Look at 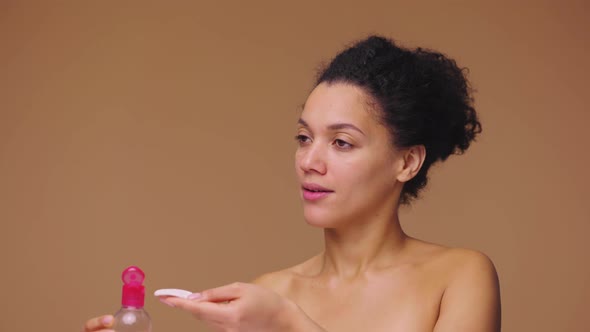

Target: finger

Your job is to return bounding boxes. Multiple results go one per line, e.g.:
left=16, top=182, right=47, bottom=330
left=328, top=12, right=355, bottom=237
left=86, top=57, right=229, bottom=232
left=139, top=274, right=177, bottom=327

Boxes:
left=166, top=297, right=233, bottom=321
left=199, top=282, right=248, bottom=303
left=158, top=296, right=177, bottom=308
left=83, top=315, right=114, bottom=331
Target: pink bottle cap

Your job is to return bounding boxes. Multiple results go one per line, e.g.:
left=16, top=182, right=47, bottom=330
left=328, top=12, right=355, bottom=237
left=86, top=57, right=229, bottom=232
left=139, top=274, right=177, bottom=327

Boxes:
left=121, top=266, right=146, bottom=308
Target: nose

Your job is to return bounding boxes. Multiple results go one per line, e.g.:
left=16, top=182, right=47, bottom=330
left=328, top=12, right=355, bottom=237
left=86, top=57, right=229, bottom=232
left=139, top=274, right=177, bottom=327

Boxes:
left=297, top=142, right=327, bottom=175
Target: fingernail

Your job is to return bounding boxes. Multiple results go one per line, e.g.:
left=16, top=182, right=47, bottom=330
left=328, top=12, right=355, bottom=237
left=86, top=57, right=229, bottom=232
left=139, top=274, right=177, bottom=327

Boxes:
left=159, top=298, right=175, bottom=307
left=102, top=316, right=113, bottom=325
left=188, top=292, right=202, bottom=300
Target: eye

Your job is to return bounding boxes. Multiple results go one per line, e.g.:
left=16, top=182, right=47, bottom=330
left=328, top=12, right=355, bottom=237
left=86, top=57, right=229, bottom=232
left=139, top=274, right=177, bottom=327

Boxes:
left=333, top=139, right=353, bottom=150
left=295, top=134, right=311, bottom=145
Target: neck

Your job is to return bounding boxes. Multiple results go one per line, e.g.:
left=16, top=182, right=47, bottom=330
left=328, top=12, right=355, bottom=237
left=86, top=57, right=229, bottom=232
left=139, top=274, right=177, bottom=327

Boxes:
left=319, top=207, right=408, bottom=279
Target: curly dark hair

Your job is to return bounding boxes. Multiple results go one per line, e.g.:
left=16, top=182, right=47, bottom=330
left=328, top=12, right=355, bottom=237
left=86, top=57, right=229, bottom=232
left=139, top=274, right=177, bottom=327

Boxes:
left=316, top=35, right=482, bottom=204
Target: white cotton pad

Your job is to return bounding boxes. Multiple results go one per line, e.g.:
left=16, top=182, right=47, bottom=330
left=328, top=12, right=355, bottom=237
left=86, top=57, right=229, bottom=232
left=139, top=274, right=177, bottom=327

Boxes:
left=154, top=288, right=193, bottom=299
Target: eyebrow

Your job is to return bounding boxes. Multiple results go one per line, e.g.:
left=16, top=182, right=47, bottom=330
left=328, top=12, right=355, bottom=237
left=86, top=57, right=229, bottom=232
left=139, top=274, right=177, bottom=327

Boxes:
left=297, top=118, right=366, bottom=137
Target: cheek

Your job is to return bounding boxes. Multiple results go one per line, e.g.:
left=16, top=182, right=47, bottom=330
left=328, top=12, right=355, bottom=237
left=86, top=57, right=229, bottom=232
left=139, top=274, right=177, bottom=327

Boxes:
left=341, top=156, right=395, bottom=193
left=340, top=157, right=377, bottom=180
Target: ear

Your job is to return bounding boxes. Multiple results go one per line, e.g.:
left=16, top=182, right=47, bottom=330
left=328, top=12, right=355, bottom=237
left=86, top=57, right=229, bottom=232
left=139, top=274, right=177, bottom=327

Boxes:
left=396, top=145, right=426, bottom=183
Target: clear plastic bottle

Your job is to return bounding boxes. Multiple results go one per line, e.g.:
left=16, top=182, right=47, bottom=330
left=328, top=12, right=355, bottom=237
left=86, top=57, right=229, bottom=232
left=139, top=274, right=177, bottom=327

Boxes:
left=113, top=266, right=152, bottom=332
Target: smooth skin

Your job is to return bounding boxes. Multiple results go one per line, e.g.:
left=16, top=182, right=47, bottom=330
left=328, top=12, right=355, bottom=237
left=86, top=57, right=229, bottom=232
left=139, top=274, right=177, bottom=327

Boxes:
left=84, top=83, right=500, bottom=332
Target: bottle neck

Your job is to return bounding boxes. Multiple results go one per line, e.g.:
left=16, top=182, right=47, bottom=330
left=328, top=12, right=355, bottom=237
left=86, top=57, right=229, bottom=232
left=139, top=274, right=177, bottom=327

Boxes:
left=121, top=305, right=145, bottom=310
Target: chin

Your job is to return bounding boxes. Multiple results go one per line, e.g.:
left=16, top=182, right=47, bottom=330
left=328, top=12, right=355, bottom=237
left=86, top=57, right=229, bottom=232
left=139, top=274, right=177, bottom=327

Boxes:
left=302, top=207, right=344, bottom=229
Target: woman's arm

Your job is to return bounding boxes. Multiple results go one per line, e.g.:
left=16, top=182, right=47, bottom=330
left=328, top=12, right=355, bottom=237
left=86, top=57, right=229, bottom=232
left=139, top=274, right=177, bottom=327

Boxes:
left=433, top=251, right=501, bottom=332
left=161, top=282, right=328, bottom=332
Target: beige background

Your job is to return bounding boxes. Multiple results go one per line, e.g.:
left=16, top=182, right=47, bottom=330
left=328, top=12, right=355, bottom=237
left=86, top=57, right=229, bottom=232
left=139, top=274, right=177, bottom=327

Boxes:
left=1, top=1, right=588, bottom=331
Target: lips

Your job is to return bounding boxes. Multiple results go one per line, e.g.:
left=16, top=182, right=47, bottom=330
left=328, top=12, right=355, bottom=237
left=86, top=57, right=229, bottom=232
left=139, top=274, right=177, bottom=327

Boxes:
left=301, top=183, right=333, bottom=201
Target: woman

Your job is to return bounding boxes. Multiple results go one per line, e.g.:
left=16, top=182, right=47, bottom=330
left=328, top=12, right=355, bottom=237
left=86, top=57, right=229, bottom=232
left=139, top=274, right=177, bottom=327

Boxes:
left=84, top=35, right=501, bottom=332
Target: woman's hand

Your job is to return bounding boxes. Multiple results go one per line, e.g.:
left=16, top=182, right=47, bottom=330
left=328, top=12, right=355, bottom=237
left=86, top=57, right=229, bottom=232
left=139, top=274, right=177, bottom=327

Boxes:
left=82, top=315, right=114, bottom=332
left=159, top=282, right=323, bottom=332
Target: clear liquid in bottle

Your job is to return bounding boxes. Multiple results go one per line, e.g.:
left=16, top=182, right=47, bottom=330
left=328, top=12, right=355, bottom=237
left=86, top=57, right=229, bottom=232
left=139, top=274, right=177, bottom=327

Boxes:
left=113, top=266, right=152, bottom=332
left=114, top=307, right=152, bottom=332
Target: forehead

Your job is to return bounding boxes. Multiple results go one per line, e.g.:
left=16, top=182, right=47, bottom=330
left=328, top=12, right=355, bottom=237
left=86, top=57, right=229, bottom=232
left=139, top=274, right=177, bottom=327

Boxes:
left=301, top=82, right=381, bottom=128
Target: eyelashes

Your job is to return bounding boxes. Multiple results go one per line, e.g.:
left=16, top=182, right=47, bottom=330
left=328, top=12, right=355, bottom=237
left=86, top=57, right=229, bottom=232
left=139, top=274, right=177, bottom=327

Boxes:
left=294, top=134, right=353, bottom=150
left=294, top=134, right=310, bottom=144
left=333, top=139, right=353, bottom=149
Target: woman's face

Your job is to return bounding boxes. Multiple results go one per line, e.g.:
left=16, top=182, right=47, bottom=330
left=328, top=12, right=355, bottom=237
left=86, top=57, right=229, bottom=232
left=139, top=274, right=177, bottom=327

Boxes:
left=295, top=82, right=405, bottom=228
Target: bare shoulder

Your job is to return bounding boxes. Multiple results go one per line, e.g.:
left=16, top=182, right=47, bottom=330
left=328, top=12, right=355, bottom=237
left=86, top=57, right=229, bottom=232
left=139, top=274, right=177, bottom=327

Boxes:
left=407, top=238, right=497, bottom=279
left=440, top=247, right=501, bottom=299
left=422, top=245, right=500, bottom=299
left=435, top=247, right=499, bottom=278
left=428, top=246, right=501, bottom=332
